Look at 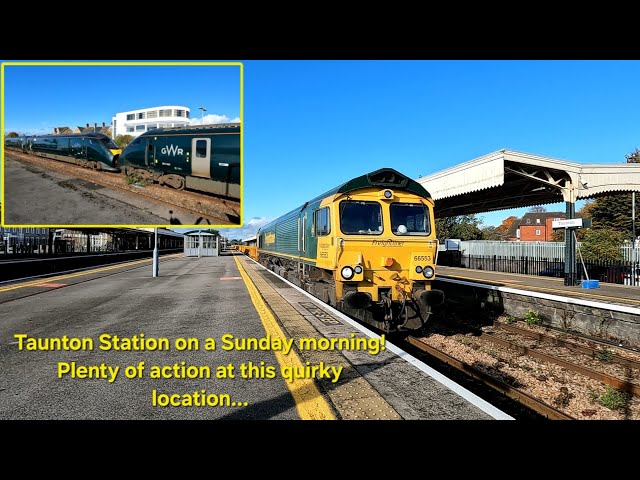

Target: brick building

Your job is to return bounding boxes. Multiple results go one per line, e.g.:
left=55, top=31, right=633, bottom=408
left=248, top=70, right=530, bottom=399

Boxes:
left=516, top=212, right=566, bottom=241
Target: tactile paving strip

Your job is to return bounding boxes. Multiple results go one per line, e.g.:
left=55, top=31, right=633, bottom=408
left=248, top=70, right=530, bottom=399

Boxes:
left=239, top=257, right=401, bottom=420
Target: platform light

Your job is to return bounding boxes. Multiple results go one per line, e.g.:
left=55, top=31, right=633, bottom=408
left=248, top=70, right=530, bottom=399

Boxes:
left=341, top=266, right=355, bottom=280
left=423, top=266, right=434, bottom=278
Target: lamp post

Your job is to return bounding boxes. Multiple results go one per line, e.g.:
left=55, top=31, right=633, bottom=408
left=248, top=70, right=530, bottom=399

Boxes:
left=198, top=107, right=207, bottom=120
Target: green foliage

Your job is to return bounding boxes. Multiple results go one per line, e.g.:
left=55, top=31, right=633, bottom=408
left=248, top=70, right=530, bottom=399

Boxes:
left=579, top=229, right=625, bottom=261
left=595, top=386, right=629, bottom=410
left=528, top=206, right=547, bottom=213
left=594, top=348, right=613, bottom=363
left=504, top=315, right=517, bottom=325
left=200, top=229, right=220, bottom=236
left=6, top=132, right=19, bottom=138
left=524, top=309, right=543, bottom=326
left=435, top=214, right=483, bottom=241
left=480, top=225, right=506, bottom=240
left=114, top=134, right=134, bottom=149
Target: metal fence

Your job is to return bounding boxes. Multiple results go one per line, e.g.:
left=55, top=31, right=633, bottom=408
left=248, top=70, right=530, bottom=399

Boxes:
left=456, top=240, right=640, bottom=262
left=452, top=254, right=640, bottom=286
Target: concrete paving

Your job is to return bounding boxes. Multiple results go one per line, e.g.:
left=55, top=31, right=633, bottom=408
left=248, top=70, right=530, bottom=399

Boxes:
left=0, top=255, right=298, bottom=419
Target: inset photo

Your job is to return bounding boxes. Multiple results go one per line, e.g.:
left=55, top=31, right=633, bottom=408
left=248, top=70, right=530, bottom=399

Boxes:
left=1, top=61, right=242, bottom=227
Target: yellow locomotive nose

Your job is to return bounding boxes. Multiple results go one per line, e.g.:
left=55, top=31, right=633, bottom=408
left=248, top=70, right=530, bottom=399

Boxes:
left=110, top=149, right=122, bottom=156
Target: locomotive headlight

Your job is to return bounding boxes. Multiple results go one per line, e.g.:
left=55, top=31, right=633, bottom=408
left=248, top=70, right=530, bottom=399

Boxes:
left=415, top=266, right=423, bottom=274
left=354, top=265, right=363, bottom=274
left=341, top=266, right=355, bottom=280
left=422, top=266, right=435, bottom=278
left=384, top=189, right=393, bottom=199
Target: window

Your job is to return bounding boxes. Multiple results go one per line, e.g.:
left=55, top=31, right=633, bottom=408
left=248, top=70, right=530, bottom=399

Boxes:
left=196, top=139, right=207, bottom=158
left=526, top=218, right=531, bottom=224
left=159, top=109, right=172, bottom=117
left=146, top=124, right=158, bottom=131
left=186, top=111, right=190, bottom=119
left=339, top=201, right=382, bottom=235
left=147, top=110, right=157, bottom=119
left=126, top=126, right=135, bottom=133
left=135, top=125, right=145, bottom=131
left=536, top=218, right=541, bottom=224
left=131, top=137, right=142, bottom=145
left=137, top=112, right=145, bottom=120
left=390, top=203, right=430, bottom=236
left=114, top=120, right=117, bottom=131
left=126, top=114, right=135, bottom=121
left=314, top=207, right=330, bottom=236
left=175, top=109, right=185, bottom=117
left=535, top=229, right=541, bottom=236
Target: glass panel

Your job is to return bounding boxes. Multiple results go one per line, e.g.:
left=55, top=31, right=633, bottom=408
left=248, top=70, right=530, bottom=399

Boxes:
left=126, top=114, right=135, bottom=120
left=315, top=207, right=330, bottom=236
left=390, top=203, right=430, bottom=236
left=339, top=201, right=382, bottom=235
left=196, top=139, right=207, bottom=158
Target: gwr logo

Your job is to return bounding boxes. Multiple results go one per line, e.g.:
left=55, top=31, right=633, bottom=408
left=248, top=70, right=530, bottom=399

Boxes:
left=161, top=145, right=184, bottom=156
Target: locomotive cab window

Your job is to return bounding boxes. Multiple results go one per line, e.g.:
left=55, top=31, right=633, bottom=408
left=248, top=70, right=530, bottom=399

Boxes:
left=390, top=203, right=430, bottom=236
left=314, top=207, right=331, bottom=236
left=340, top=201, right=383, bottom=235
left=101, top=138, right=119, bottom=149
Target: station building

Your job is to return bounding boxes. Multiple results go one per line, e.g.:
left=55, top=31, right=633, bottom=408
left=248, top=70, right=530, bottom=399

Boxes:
left=111, top=106, right=191, bottom=138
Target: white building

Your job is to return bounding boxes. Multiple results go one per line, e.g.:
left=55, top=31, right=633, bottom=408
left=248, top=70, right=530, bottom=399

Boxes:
left=111, top=105, right=191, bottom=138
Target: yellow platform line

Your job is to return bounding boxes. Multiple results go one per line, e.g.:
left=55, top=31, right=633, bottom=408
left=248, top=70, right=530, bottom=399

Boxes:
left=0, top=253, right=182, bottom=293
left=233, top=256, right=335, bottom=420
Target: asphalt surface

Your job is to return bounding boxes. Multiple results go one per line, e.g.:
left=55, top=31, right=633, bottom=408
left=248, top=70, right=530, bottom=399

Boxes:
left=0, top=255, right=299, bottom=419
left=3, top=155, right=223, bottom=225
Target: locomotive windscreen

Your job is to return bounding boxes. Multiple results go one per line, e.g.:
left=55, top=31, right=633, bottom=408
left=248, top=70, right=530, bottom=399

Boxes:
left=339, top=201, right=383, bottom=235
left=390, top=203, right=430, bottom=236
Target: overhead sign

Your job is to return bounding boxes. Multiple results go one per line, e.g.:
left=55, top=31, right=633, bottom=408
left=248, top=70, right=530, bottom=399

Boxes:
left=552, top=218, right=584, bottom=229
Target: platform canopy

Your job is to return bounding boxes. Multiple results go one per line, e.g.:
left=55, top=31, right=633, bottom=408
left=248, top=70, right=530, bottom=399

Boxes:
left=417, top=149, right=640, bottom=218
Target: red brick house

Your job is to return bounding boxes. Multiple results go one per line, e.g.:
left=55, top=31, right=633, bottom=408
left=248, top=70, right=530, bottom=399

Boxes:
left=516, top=212, right=566, bottom=241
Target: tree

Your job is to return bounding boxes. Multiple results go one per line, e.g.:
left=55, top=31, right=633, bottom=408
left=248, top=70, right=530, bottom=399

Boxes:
left=578, top=147, right=640, bottom=240
left=496, top=215, right=518, bottom=236
left=480, top=225, right=505, bottom=240
left=114, top=134, right=134, bottom=149
left=528, top=206, right=547, bottom=213
left=6, top=132, right=19, bottom=138
left=579, top=229, right=625, bottom=261
left=435, top=214, right=483, bottom=241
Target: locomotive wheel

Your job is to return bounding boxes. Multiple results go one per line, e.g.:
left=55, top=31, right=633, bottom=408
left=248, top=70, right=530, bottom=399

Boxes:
left=161, top=175, right=186, bottom=190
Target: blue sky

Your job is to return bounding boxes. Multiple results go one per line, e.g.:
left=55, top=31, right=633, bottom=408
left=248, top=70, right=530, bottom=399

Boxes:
left=220, top=60, right=640, bottom=240
left=4, top=61, right=640, bottom=238
left=2, top=64, right=240, bottom=133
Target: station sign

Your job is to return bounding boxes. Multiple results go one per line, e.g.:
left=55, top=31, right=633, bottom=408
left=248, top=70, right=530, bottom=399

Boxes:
left=552, top=218, right=591, bottom=229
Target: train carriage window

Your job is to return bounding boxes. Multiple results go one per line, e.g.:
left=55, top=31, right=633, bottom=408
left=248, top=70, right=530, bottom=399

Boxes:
left=339, top=201, right=383, bottom=235
left=390, top=203, right=430, bottom=236
left=314, top=207, right=331, bottom=236
left=195, top=139, right=207, bottom=158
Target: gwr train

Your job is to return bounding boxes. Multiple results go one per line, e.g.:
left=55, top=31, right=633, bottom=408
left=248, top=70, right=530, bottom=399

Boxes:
left=119, top=123, right=240, bottom=200
left=256, top=167, right=444, bottom=332
left=4, top=133, right=121, bottom=172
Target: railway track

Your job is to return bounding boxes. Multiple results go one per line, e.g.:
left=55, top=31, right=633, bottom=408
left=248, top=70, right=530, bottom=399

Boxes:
left=410, top=316, right=640, bottom=419
left=406, top=335, right=573, bottom=419
left=5, top=150, right=240, bottom=225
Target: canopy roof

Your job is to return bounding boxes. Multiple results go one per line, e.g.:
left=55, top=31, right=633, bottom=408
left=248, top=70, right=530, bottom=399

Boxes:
left=417, top=149, right=640, bottom=217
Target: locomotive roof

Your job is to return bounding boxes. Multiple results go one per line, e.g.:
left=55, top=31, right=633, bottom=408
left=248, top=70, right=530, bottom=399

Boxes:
left=258, top=168, right=432, bottom=233
left=12, top=132, right=111, bottom=139
left=137, top=123, right=240, bottom=137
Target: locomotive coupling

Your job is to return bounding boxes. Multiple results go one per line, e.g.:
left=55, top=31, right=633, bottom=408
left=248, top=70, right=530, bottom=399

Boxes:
left=343, top=291, right=372, bottom=309
left=413, top=289, right=445, bottom=307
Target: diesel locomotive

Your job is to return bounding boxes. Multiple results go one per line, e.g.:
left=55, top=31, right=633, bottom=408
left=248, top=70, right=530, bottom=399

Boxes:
left=4, top=133, right=121, bottom=172
left=256, top=168, right=444, bottom=332
left=119, top=123, right=240, bottom=200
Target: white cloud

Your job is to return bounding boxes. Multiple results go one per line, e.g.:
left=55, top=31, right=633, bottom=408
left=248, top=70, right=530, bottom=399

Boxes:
left=190, top=114, right=240, bottom=126
left=219, top=217, right=271, bottom=240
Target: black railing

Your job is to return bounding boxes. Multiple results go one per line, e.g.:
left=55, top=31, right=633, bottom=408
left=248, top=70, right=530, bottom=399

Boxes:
left=438, top=254, right=640, bottom=286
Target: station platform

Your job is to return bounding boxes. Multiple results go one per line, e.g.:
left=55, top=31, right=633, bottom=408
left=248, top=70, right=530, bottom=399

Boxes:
left=0, top=253, right=508, bottom=420
left=437, top=266, right=640, bottom=309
